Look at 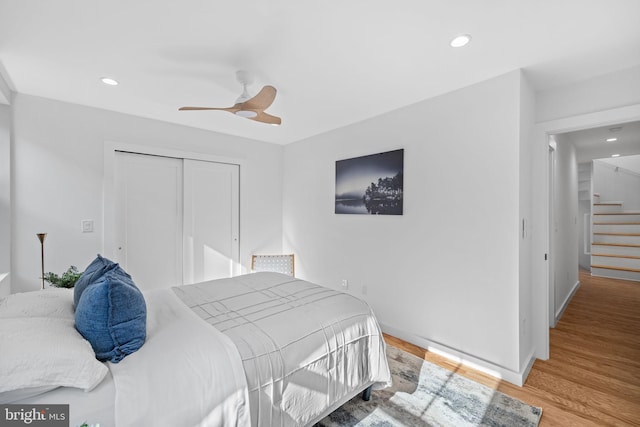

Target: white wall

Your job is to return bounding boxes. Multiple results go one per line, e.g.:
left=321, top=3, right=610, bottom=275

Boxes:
left=552, top=134, right=579, bottom=321
left=0, top=69, right=10, bottom=105
left=283, top=70, right=529, bottom=381
left=0, top=103, right=10, bottom=297
left=536, top=65, right=640, bottom=123
left=518, top=73, right=535, bottom=371
left=600, top=154, right=640, bottom=175
left=594, top=157, right=640, bottom=210
left=577, top=161, right=591, bottom=271
left=11, top=94, right=284, bottom=293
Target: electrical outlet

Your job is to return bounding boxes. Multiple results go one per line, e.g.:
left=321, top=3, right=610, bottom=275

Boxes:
left=341, top=279, right=348, bottom=289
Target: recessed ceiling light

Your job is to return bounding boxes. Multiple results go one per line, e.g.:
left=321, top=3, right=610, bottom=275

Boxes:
left=100, top=77, right=119, bottom=86
left=606, top=137, right=618, bottom=142
left=611, top=154, right=621, bottom=157
left=450, top=34, right=472, bottom=48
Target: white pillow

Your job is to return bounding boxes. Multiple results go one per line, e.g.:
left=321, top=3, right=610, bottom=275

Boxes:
left=0, top=317, right=109, bottom=394
left=0, top=288, right=74, bottom=319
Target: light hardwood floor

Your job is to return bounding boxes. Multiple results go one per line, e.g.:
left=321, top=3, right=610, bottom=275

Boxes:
left=385, top=269, right=640, bottom=426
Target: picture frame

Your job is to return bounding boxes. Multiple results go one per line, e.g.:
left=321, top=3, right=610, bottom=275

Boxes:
left=335, top=149, right=404, bottom=215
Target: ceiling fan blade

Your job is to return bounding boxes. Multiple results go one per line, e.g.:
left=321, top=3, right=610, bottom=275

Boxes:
left=250, top=111, right=282, bottom=125
left=242, top=85, right=277, bottom=110
left=178, top=106, right=239, bottom=112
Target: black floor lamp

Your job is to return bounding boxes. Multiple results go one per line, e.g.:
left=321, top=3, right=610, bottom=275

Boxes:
left=37, top=233, right=47, bottom=289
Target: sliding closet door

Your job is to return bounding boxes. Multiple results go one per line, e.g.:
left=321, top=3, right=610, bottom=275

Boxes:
left=114, top=152, right=183, bottom=289
left=183, top=160, right=240, bottom=284
left=113, top=152, right=240, bottom=290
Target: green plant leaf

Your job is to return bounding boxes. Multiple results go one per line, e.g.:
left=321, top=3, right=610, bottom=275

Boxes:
left=43, top=265, right=83, bottom=288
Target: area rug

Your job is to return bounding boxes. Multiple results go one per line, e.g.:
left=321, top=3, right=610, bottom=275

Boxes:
left=317, top=345, right=542, bottom=427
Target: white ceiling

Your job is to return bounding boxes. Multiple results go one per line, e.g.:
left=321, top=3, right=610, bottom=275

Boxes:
left=1, top=1, right=640, bottom=145
left=563, top=120, right=640, bottom=162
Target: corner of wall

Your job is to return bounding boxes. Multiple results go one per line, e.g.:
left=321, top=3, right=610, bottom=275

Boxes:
left=518, top=68, right=536, bottom=372
left=555, top=280, right=580, bottom=324
left=0, top=103, right=11, bottom=296
left=0, top=62, right=14, bottom=105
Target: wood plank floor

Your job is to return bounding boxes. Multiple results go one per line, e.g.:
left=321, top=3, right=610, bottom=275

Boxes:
left=385, top=269, right=640, bottom=426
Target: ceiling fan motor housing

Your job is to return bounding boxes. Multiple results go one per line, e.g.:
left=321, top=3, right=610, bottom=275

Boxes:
left=235, top=110, right=258, bottom=118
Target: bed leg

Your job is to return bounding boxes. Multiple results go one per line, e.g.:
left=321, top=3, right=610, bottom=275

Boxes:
left=362, top=385, right=372, bottom=401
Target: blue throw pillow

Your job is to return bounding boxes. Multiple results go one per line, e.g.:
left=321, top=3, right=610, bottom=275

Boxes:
left=74, top=254, right=118, bottom=308
left=74, top=270, right=147, bottom=363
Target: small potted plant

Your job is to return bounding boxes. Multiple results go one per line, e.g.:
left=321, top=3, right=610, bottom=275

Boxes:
left=43, top=265, right=83, bottom=288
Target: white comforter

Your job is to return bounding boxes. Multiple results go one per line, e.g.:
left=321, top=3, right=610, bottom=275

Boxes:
left=173, top=272, right=392, bottom=427
left=109, top=289, right=251, bottom=427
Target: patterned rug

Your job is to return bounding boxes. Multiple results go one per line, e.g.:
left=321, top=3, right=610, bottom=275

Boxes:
left=317, top=345, right=542, bottom=427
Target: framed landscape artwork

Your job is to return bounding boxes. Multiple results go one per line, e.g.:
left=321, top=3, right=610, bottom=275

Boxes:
left=335, top=149, right=404, bottom=215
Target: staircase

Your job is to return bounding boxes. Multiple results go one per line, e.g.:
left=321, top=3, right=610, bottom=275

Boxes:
left=591, top=200, right=640, bottom=282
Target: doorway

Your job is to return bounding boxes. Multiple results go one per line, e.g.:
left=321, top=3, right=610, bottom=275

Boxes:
left=533, top=105, right=640, bottom=361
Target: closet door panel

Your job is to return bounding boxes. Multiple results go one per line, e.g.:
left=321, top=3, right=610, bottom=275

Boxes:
left=114, top=152, right=183, bottom=290
left=183, top=159, right=240, bottom=284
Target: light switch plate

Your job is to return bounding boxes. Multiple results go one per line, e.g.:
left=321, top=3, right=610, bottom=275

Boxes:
left=81, top=220, right=94, bottom=233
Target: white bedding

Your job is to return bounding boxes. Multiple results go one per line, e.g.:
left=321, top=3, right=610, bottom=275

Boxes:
left=173, top=272, right=392, bottom=426
left=109, top=288, right=251, bottom=427
left=12, top=289, right=250, bottom=427
left=11, top=273, right=390, bottom=427
left=12, top=371, right=116, bottom=426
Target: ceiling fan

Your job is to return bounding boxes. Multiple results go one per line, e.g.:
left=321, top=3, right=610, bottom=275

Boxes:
left=179, top=70, right=281, bottom=125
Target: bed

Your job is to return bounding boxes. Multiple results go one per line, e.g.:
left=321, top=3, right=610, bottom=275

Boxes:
left=0, top=268, right=391, bottom=427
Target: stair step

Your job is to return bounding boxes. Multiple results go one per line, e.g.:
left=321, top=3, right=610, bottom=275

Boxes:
left=592, top=233, right=640, bottom=245
left=593, top=202, right=624, bottom=214
left=594, top=211, right=640, bottom=214
left=591, top=254, right=640, bottom=270
left=591, top=265, right=640, bottom=282
left=592, top=253, right=640, bottom=260
left=593, top=213, right=640, bottom=222
left=593, top=232, right=640, bottom=236
left=591, top=265, right=640, bottom=274
left=591, top=242, right=640, bottom=248
left=590, top=243, right=640, bottom=257
left=593, top=222, right=640, bottom=224
left=593, top=223, right=640, bottom=234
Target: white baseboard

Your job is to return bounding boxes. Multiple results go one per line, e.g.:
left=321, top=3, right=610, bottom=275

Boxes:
left=380, top=323, right=532, bottom=386
left=555, top=280, right=580, bottom=324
